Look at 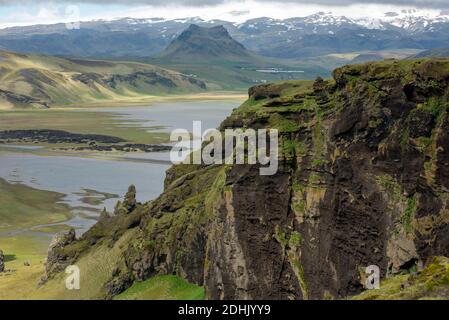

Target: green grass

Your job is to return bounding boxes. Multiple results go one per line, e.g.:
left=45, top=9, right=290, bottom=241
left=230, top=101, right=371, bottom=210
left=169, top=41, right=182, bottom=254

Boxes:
left=353, top=256, right=449, bottom=300
left=0, top=178, right=71, bottom=232
left=0, top=229, right=139, bottom=300
left=115, top=275, right=205, bottom=300
left=235, top=80, right=315, bottom=114
left=376, top=175, right=402, bottom=201
left=289, top=231, right=302, bottom=247
left=401, top=196, right=416, bottom=234
left=148, top=57, right=328, bottom=91
left=0, top=234, right=49, bottom=300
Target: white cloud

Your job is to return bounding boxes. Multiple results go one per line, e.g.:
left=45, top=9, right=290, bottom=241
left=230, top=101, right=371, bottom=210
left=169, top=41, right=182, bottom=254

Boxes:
left=0, top=0, right=444, bottom=28
left=0, top=3, right=81, bottom=28
left=111, top=0, right=441, bottom=22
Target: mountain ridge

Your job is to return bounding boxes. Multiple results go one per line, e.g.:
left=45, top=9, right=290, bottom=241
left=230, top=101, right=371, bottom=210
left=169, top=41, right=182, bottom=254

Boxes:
left=2, top=12, right=449, bottom=59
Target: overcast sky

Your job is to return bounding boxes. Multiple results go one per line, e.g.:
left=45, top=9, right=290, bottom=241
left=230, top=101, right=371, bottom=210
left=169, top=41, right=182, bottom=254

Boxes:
left=0, top=0, right=448, bottom=28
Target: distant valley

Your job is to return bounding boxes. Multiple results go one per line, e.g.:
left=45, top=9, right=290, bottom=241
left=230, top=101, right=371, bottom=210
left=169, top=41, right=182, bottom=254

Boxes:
left=0, top=24, right=329, bottom=108
left=147, top=24, right=328, bottom=90
left=5, top=10, right=449, bottom=106
left=4, top=10, right=449, bottom=98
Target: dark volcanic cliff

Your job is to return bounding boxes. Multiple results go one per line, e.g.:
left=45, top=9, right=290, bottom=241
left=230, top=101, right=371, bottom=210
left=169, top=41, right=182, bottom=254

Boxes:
left=45, top=59, right=449, bottom=300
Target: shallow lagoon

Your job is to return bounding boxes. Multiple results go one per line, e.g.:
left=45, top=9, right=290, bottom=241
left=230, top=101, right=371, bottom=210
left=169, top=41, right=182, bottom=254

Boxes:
left=0, top=100, right=239, bottom=234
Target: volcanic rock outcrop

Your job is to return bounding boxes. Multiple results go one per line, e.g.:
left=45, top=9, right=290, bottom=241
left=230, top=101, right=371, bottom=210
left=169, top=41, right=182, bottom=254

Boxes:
left=0, top=250, right=5, bottom=273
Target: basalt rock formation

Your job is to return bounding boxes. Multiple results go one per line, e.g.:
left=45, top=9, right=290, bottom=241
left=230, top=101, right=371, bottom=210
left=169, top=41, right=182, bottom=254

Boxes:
left=115, top=185, right=138, bottom=215
left=45, top=59, right=449, bottom=300
left=43, top=228, right=77, bottom=281
left=0, top=129, right=125, bottom=144
left=0, top=250, right=5, bottom=273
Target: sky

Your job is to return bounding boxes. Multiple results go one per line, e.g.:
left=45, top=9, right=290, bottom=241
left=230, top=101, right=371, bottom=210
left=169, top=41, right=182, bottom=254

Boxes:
left=0, top=0, right=448, bottom=29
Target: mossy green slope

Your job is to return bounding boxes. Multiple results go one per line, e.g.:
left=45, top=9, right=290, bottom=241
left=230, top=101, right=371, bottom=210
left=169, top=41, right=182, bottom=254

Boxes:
left=114, top=275, right=204, bottom=300
left=0, top=50, right=206, bottom=109
left=354, top=257, right=449, bottom=300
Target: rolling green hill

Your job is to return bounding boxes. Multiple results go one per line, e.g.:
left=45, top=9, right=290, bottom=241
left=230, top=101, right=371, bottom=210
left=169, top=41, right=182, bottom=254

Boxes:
left=0, top=51, right=207, bottom=109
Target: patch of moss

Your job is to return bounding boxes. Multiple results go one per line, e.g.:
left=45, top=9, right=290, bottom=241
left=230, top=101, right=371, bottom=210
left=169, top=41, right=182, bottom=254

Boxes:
left=401, top=196, right=416, bottom=234
left=308, top=172, right=322, bottom=184
left=376, top=175, right=402, bottom=201
left=204, top=167, right=227, bottom=213
left=282, top=138, right=297, bottom=160
left=269, top=114, right=303, bottom=133
left=426, top=97, right=446, bottom=120
left=273, top=225, right=288, bottom=252
left=289, top=231, right=302, bottom=248
left=353, top=256, right=449, bottom=300
left=312, top=158, right=327, bottom=167
left=143, top=239, right=156, bottom=250
left=273, top=225, right=308, bottom=299
left=292, top=198, right=307, bottom=217
left=400, top=127, right=410, bottom=151
left=282, top=138, right=308, bottom=161
left=415, top=136, right=432, bottom=149
left=289, top=254, right=309, bottom=300
left=292, top=181, right=305, bottom=193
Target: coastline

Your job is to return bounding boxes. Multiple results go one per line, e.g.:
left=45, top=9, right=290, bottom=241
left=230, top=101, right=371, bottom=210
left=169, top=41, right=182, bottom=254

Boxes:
left=0, top=96, right=241, bottom=299
left=0, top=91, right=247, bottom=111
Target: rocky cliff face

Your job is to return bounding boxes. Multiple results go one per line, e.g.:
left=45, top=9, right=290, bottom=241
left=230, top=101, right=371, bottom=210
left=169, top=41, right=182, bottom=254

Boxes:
left=46, top=59, right=449, bottom=300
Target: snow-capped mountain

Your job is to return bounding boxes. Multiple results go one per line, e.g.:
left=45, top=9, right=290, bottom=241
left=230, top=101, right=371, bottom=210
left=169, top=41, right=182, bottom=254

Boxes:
left=294, top=10, right=449, bottom=33
left=109, top=10, right=449, bottom=33
left=1, top=11, right=449, bottom=59
left=382, top=9, right=449, bottom=33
